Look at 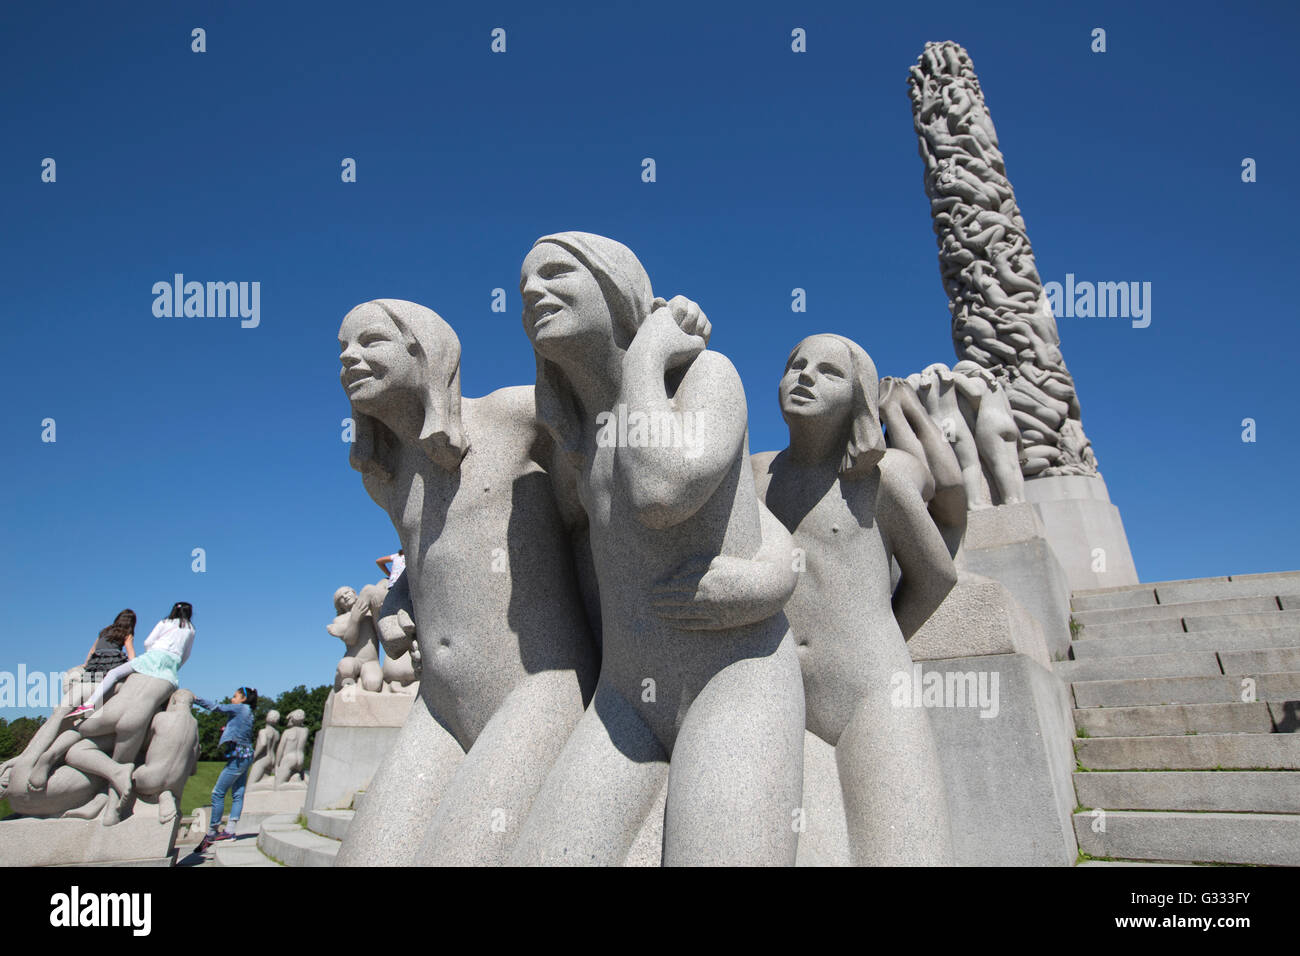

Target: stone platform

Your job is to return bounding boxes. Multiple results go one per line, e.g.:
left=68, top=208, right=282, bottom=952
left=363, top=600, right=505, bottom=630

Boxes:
left=303, top=689, right=413, bottom=812
left=0, top=798, right=181, bottom=867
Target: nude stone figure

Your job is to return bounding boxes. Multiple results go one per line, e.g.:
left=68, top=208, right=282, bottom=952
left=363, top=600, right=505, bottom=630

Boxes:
left=248, top=710, right=281, bottom=786
left=878, top=376, right=967, bottom=556
left=334, top=298, right=600, bottom=866
left=328, top=585, right=385, bottom=693
left=274, top=710, right=308, bottom=784
left=911, top=363, right=992, bottom=510
left=21, top=672, right=176, bottom=824
left=509, top=232, right=804, bottom=866
left=131, top=688, right=200, bottom=823
left=753, top=334, right=956, bottom=866
left=951, top=360, right=1025, bottom=505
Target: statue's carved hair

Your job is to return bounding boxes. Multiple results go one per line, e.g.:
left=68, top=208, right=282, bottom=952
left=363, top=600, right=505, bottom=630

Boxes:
left=784, top=334, right=886, bottom=479
left=343, top=299, right=469, bottom=481
left=528, top=233, right=654, bottom=463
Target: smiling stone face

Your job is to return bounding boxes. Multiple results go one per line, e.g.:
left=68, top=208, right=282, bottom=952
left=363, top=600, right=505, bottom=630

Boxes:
left=519, top=242, right=613, bottom=360
left=338, top=303, right=420, bottom=412
left=780, top=335, right=855, bottom=428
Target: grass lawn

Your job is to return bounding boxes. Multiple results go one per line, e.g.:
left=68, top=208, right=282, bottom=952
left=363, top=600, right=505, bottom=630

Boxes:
left=181, top=761, right=228, bottom=817
left=0, top=796, right=9, bottom=820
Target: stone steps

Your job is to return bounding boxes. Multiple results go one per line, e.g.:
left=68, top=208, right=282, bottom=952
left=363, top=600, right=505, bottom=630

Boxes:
left=1076, top=733, right=1300, bottom=771
left=1071, top=573, right=1300, bottom=612
left=257, top=813, right=340, bottom=867
left=1070, top=628, right=1300, bottom=660
left=1073, top=596, right=1281, bottom=628
left=1075, top=609, right=1300, bottom=641
left=1073, top=701, right=1276, bottom=737
left=213, top=841, right=281, bottom=867
left=1066, top=571, right=1300, bottom=866
left=1073, top=672, right=1300, bottom=708
left=306, top=809, right=353, bottom=842
left=1073, top=810, right=1300, bottom=866
left=1059, top=646, right=1300, bottom=684
left=1075, top=771, right=1300, bottom=814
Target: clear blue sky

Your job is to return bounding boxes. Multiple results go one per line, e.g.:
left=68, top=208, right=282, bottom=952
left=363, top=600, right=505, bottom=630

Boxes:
left=2, top=0, right=1297, bottom=714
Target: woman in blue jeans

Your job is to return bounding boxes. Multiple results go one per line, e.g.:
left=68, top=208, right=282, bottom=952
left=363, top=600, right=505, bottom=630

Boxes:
left=194, top=687, right=258, bottom=849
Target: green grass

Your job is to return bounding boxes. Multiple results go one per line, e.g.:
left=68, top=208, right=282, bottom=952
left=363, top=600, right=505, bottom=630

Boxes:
left=0, top=796, right=10, bottom=820
left=180, top=761, right=228, bottom=816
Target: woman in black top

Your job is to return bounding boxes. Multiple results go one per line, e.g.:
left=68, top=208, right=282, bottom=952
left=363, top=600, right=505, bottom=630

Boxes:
left=82, top=609, right=137, bottom=679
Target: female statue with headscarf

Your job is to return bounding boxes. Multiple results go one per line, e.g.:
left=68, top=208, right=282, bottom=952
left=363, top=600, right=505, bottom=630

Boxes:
left=511, top=232, right=805, bottom=866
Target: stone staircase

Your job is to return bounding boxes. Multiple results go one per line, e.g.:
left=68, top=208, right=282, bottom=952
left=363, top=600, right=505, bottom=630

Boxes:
left=1064, top=572, right=1300, bottom=866
left=212, top=792, right=362, bottom=867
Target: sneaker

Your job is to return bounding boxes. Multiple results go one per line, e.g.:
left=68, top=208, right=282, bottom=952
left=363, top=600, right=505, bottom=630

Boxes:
left=208, top=829, right=235, bottom=844
left=67, top=704, right=94, bottom=718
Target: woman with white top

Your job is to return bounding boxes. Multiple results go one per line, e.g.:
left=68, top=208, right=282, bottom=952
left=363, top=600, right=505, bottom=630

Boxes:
left=70, top=602, right=196, bottom=717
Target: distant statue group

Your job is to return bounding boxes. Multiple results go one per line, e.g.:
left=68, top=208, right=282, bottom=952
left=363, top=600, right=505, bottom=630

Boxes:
left=331, top=232, right=1001, bottom=866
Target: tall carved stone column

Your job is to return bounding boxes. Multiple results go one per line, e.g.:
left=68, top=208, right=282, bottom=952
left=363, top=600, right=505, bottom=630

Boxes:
left=908, top=41, right=1098, bottom=479
left=907, top=41, right=1138, bottom=592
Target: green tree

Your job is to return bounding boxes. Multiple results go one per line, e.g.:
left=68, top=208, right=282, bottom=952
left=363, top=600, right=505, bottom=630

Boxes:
left=0, top=718, right=14, bottom=760
left=8, top=717, right=45, bottom=756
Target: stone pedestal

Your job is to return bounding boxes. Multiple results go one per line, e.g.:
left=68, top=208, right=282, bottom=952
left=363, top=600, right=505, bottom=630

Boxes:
left=911, top=578, right=1078, bottom=866
left=1023, top=474, right=1138, bottom=591
left=303, top=690, right=413, bottom=812
left=0, top=798, right=181, bottom=867
left=955, top=503, right=1073, bottom=660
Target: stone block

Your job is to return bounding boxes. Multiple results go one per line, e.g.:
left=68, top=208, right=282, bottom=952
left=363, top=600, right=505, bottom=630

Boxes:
left=0, top=798, right=180, bottom=867
left=923, top=652, right=1077, bottom=866
left=1022, top=474, right=1138, bottom=591
left=955, top=504, right=1072, bottom=659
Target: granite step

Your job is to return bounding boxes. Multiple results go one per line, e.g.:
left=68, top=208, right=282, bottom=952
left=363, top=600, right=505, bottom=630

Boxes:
left=1055, top=652, right=1221, bottom=683
left=1073, top=596, right=1280, bottom=628
left=1075, top=733, right=1300, bottom=771
left=1074, top=770, right=1300, bottom=813
left=1073, top=810, right=1300, bottom=866
left=1073, top=672, right=1300, bottom=708
left=1069, top=628, right=1300, bottom=660
left=1073, top=701, right=1274, bottom=737
left=306, top=809, right=353, bottom=842
left=213, top=841, right=280, bottom=867
left=1075, top=610, right=1300, bottom=641
left=1072, top=573, right=1300, bottom=612
left=257, top=813, right=340, bottom=867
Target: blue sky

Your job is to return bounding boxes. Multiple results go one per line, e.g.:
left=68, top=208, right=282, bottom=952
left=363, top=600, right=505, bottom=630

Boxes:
left=2, top=0, right=1297, bottom=713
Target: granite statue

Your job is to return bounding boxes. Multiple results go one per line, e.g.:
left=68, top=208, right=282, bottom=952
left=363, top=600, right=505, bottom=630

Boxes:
left=248, top=710, right=281, bottom=786
left=274, top=710, right=309, bottom=784
left=508, top=233, right=804, bottom=866
left=752, top=333, right=956, bottom=865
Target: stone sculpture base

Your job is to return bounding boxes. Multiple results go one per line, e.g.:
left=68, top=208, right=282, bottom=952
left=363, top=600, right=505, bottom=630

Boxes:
left=303, top=690, right=413, bottom=812
left=955, top=503, right=1073, bottom=660
left=911, top=579, right=1078, bottom=866
left=0, top=798, right=181, bottom=867
left=1023, top=474, right=1138, bottom=591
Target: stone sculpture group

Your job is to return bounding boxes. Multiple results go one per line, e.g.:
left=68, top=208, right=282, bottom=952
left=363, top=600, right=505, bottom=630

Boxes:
left=330, top=229, right=1035, bottom=866
left=0, top=668, right=199, bottom=862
